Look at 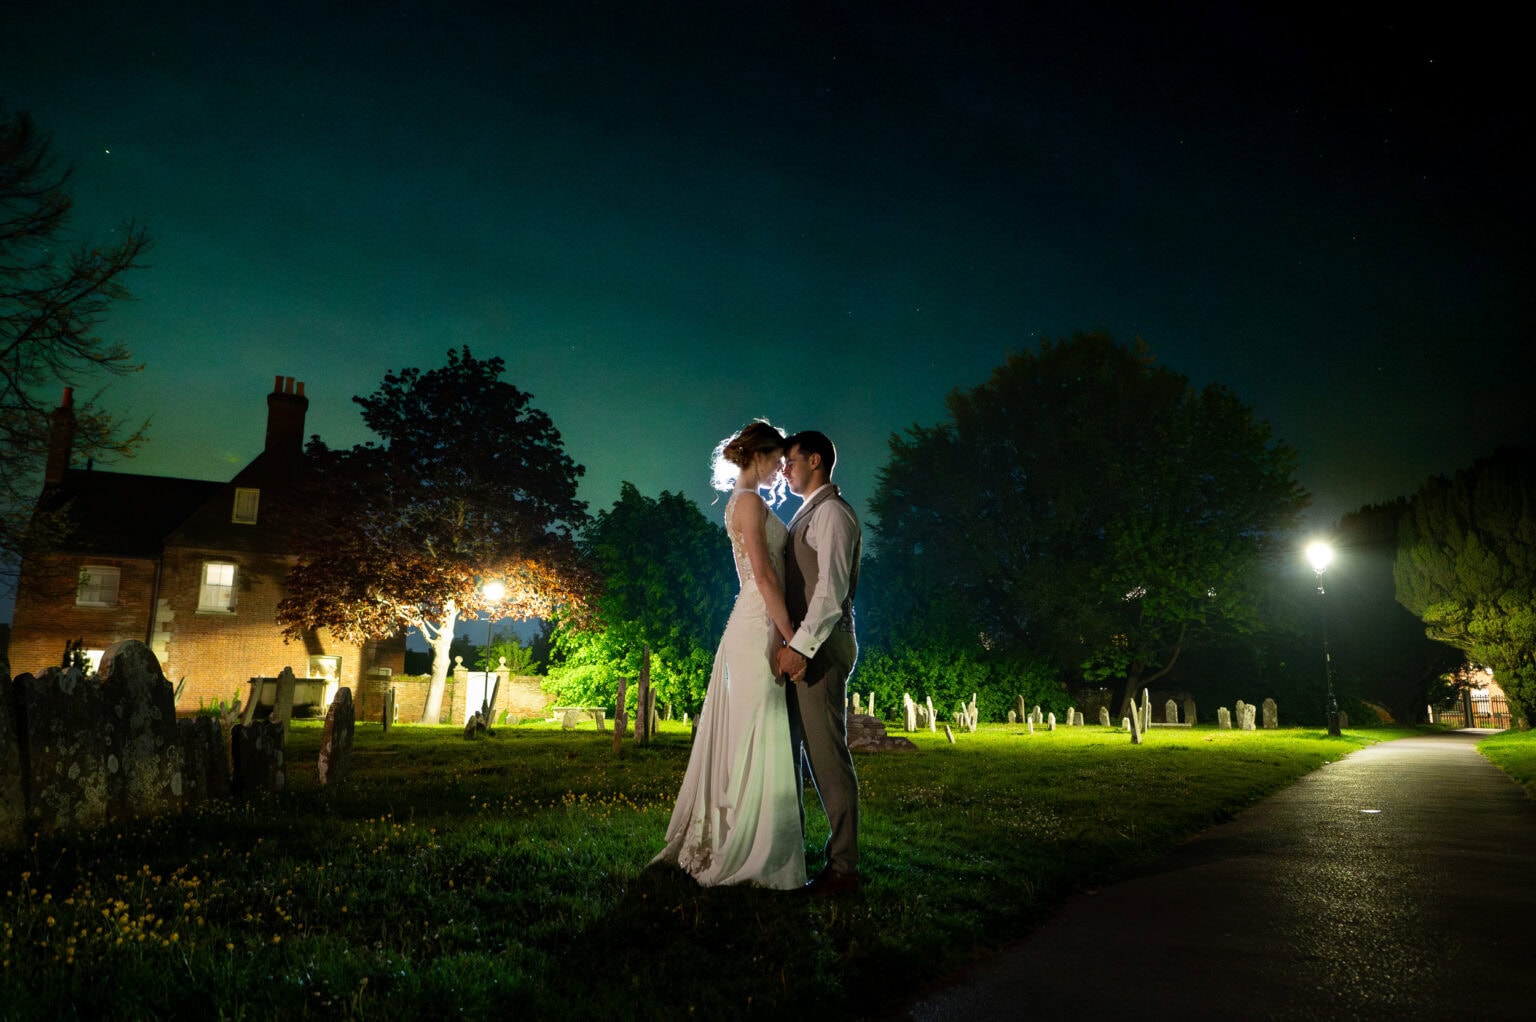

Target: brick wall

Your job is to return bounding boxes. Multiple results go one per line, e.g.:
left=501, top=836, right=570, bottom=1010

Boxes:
left=8, top=555, right=158, bottom=676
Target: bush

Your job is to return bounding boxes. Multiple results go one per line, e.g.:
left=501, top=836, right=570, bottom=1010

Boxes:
left=855, top=640, right=1065, bottom=722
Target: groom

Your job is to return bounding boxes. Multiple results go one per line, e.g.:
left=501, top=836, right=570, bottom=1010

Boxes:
left=776, top=430, right=863, bottom=896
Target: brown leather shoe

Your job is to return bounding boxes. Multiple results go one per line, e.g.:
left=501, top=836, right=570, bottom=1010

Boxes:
left=802, top=867, right=861, bottom=897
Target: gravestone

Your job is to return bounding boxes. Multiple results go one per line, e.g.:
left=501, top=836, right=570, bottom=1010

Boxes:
left=270, top=666, right=300, bottom=726
left=382, top=686, right=397, bottom=733
left=176, top=718, right=212, bottom=805
left=1121, top=717, right=1130, bottom=732
left=852, top=693, right=863, bottom=715
left=1262, top=698, right=1278, bottom=729
left=1099, top=706, right=1112, bottom=728
left=1032, top=705, right=1043, bottom=725
left=926, top=696, right=937, bottom=733
left=1165, top=699, right=1179, bottom=724
left=1, top=675, right=24, bottom=848
left=1234, top=700, right=1247, bottom=726
left=1183, top=697, right=1197, bottom=726
left=318, top=688, right=355, bottom=785
left=1141, top=689, right=1152, bottom=733
left=1242, top=704, right=1257, bottom=731
left=230, top=720, right=286, bottom=793
left=1047, top=711, right=1056, bottom=732
left=1066, top=705, right=1076, bottom=727
left=943, top=724, right=956, bottom=744
left=1008, top=709, right=1017, bottom=724
left=98, top=640, right=183, bottom=818
left=904, top=693, right=918, bottom=732
left=1015, top=695, right=1028, bottom=726
left=1128, top=698, right=1143, bottom=745
left=847, top=713, right=917, bottom=751
left=1076, top=710, right=1085, bottom=726
left=1218, top=707, right=1231, bottom=729
left=1028, top=717, right=1034, bottom=735
left=17, top=666, right=109, bottom=832
left=1339, top=711, right=1349, bottom=728
left=866, top=692, right=876, bottom=718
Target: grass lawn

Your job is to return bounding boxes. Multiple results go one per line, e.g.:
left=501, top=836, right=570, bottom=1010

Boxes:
left=2, top=720, right=1431, bottom=1019
left=1478, top=727, right=1536, bottom=798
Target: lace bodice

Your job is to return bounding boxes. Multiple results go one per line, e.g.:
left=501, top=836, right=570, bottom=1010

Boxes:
left=726, top=489, right=786, bottom=593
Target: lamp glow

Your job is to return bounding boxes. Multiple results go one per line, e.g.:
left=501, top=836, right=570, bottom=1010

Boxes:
left=483, top=580, right=506, bottom=604
left=1306, top=541, right=1334, bottom=574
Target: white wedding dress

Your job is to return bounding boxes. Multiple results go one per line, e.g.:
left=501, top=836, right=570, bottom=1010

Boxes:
left=651, top=489, right=806, bottom=889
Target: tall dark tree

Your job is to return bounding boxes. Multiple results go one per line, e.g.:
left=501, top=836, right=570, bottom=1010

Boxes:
left=871, top=333, right=1308, bottom=707
left=546, top=483, right=735, bottom=713
left=1, top=107, right=150, bottom=586
left=278, top=348, right=590, bottom=722
left=1321, top=502, right=1461, bottom=723
left=1395, top=447, right=1536, bottom=725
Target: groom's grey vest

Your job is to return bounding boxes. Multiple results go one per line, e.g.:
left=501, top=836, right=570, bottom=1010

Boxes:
left=785, top=486, right=861, bottom=635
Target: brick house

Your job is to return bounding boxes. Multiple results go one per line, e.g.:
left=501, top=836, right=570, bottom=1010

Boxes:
left=8, top=377, right=403, bottom=711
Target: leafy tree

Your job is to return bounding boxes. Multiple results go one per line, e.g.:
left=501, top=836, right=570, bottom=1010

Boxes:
left=1396, top=448, right=1536, bottom=725
left=278, top=347, right=590, bottom=722
left=871, top=333, right=1308, bottom=708
left=1319, top=501, right=1461, bottom=724
left=546, top=483, right=735, bottom=714
left=1, top=107, right=149, bottom=585
left=475, top=628, right=537, bottom=675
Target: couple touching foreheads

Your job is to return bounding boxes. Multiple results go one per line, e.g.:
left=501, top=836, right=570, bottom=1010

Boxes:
left=653, top=421, right=863, bottom=896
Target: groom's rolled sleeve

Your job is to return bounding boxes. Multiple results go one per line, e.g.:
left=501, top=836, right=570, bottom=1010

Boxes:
left=788, top=501, right=859, bottom=659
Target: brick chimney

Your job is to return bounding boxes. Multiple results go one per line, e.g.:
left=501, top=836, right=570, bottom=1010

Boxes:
left=265, top=375, right=309, bottom=458
left=44, top=387, right=76, bottom=484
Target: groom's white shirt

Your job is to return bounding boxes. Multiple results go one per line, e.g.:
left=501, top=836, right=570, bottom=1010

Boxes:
left=787, top=483, right=860, bottom=660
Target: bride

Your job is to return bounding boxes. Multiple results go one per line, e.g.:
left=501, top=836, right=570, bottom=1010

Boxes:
left=652, top=421, right=806, bottom=889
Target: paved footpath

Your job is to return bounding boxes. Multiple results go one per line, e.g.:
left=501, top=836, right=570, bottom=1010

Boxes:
left=900, top=731, right=1536, bottom=1021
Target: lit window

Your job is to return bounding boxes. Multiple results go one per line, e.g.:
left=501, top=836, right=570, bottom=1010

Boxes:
left=77, top=565, right=121, bottom=607
left=198, top=562, right=237, bottom=612
left=232, top=488, right=260, bottom=524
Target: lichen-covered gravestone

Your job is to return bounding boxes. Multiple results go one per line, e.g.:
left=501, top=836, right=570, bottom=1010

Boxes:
left=1099, top=706, right=1112, bottom=728
left=1165, top=699, right=1179, bottom=724
left=1, top=674, right=25, bottom=848
left=98, top=640, right=184, bottom=819
left=318, top=688, right=355, bottom=785
left=1262, top=698, right=1278, bottom=729
left=231, top=720, right=286, bottom=793
left=1183, top=697, right=1197, bottom=726
left=1242, top=704, right=1257, bottom=731
left=1218, top=707, right=1231, bottom=729
left=17, top=666, right=109, bottom=832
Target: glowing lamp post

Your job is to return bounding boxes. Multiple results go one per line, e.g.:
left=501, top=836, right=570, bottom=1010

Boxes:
left=1305, top=542, right=1342, bottom=737
left=480, top=580, right=506, bottom=719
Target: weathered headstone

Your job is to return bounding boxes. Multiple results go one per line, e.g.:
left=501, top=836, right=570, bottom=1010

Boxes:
left=18, top=666, right=109, bottom=832
left=1339, top=711, right=1349, bottom=728
left=1262, top=698, right=1278, bottom=729
left=613, top=676, right=628, bottom=752
left=1141, top=689, right=1152, bottom=733
left=1008, top=709, right=1017, bottom=724
left=1121, top=716, right=1130, bottom=732
left=98, top=640, right=183, bottom=818
left=1165, top=699, right=1179, bottom=724
left=867, top=692, right=876, bottom=719
left=382, top=686, right=397, bottom=733
left=1099, top=706, right=1112, bottom=728
left=1, top=675, right=25, bottom=848
left=1065, top=705, right=1076, bottom=727
left=943, top=724, right=956, bottom=744
left=318, top=688, right=355, bottom=786
left=230, top=720, right=286, bottom=793
left=1015, top=695, right=1028, bottom=726
left=1234, top=700, right=1247, bottom=727
left=1218, top=707, right=1231, bottom=729
left=926, top=696, right=937, bottom=733
left=1047, top=711, right=1056, bottom=731
left=269, top=666, right=300, bottom=726
left=1242, top=704, right=1257, bottom=731
left=1183, top=697, right=1197, bottom=726
left=1032, top=705, right=1043, bottom=725
left=1027, top=717, right=1034, bottom=735
left=1128, top=698, right=1143, bottom=745
left=852, top=692, right=863, bottom=715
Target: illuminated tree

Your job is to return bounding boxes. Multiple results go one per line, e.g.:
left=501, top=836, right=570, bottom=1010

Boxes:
left=1395, top=447, right=1536, bottom=724
left=277, top=347, right=590, bottom=722
left=871, top=333, right=1308, bottom=708
left=545, top=483, right=735, bottom=713
left=1, top=107, right=149, bottom=585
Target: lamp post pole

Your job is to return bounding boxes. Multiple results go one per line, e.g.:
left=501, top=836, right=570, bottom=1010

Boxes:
left=1306, top=542, right=1341, bottom=737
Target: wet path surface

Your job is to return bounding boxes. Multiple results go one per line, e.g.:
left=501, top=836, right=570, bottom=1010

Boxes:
left=900, top=732, right=1536, bottom=1020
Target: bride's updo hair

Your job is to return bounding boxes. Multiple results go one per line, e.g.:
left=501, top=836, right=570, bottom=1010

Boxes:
left=710, top=419, right=787, bottom=502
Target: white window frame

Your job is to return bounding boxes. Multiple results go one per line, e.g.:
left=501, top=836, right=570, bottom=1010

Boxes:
left=76, top=565, right=121, bottom=607
left=198, top=561, right=238, bottom=612
left=232, top=487, right=260, bottom=524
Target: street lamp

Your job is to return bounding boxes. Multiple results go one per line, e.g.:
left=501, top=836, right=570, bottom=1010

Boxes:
left=480, top=580, right=506, bottom=719
left=1305, top=541, right=1342, bottom=737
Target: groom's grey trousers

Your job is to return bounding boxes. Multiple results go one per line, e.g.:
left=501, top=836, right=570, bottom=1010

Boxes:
left=786, top=630, right=860, bottom=873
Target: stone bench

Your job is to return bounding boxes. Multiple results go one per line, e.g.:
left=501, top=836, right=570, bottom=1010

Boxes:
left=549, top=705, right=607, bottom=730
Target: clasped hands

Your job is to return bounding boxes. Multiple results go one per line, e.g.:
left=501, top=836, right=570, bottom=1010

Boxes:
left=776, top=644, right=808, bottom=684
